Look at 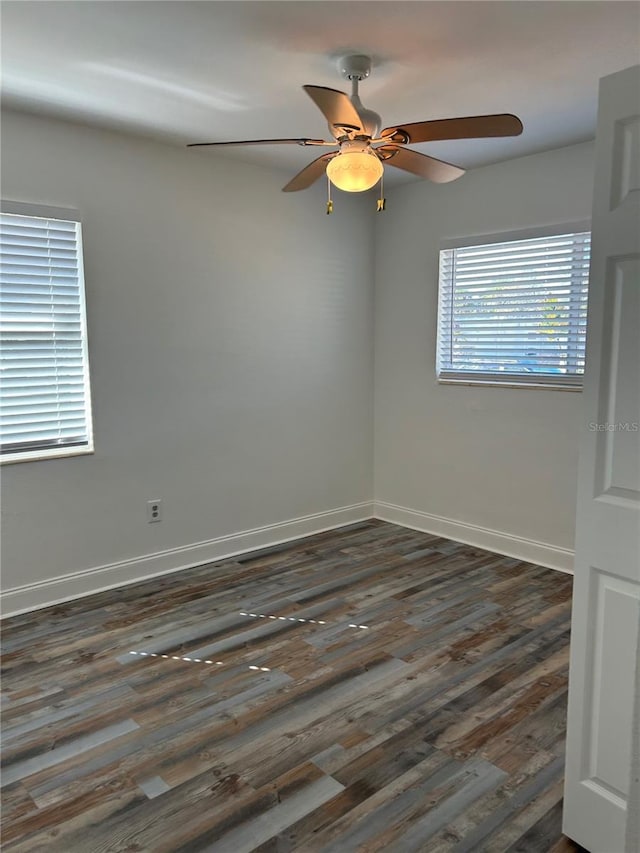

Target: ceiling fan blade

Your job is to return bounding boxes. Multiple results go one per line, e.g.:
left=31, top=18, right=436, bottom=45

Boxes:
left=282, top=153, right=337, bottom=192
left=303, top=85, right=363, bottom=134
left=188, top=138, right=334, bottom=148
left=381, top=114, right=523, bottom=144
left=378, top=145, right=465, bottom=183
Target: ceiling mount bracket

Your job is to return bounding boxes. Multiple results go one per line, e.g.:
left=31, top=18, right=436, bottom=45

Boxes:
left=338, top=54, right=372, bottom=82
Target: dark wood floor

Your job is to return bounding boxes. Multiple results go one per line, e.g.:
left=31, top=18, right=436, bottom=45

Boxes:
left=1, top=520, right=585, bottom=852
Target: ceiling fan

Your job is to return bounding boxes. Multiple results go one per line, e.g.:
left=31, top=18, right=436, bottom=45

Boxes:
left=188, top=55, right=523, bottom=200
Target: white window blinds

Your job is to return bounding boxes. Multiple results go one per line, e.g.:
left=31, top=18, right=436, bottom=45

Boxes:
left=0, top=210, right=93, bottom=462
left=436, top=230, right=591, bottom=388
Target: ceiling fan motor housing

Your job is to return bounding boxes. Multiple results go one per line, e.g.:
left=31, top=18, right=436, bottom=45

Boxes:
left=350, top=94, right=381, bottom=138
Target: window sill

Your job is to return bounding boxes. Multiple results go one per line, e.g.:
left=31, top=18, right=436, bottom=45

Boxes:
left=437, top=377, right=583, bottom=391
left=1, top=445, right=95, bottom=465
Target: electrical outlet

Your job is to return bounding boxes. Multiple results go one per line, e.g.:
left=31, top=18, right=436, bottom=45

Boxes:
left=146, top=499, right=162, bottom=523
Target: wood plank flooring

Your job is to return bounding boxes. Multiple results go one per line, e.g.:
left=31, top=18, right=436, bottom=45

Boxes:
left=1, top=521, right=587, bottom=852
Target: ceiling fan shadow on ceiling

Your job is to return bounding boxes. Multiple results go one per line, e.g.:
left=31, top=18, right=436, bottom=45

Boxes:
left=188, top=55, right=523, bottom=213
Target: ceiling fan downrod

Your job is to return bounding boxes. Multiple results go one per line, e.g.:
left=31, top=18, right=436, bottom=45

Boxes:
left=339, top=55, right=382, bottom=140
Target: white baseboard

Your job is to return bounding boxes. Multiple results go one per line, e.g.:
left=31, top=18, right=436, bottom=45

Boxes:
left=0, top=502, right=374, bottom=618
left=2, top=499, right=573, bottom=618
left=374, top=501, right=574, bottom=575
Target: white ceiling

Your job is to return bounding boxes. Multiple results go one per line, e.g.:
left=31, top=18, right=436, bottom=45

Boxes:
left=2, top=1, right=639, bottom=186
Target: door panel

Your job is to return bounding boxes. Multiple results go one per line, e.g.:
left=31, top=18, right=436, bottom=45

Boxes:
left=593, top=258, right=640, bottom=499
left=563, top=64, right=640, bottom=853
left=587, top=572, right=638, bottom=798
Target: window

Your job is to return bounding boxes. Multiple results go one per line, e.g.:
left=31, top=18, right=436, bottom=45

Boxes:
left=0, top=204, right=93, bottom=462
left=436, top=226, right=591, bottom=389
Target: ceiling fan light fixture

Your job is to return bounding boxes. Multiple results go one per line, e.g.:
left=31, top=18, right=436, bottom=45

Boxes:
left=326, top=149, right=383, bottom=193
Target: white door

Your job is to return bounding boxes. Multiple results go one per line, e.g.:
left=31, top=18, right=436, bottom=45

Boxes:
left=563, top=64, right=640, bottom=853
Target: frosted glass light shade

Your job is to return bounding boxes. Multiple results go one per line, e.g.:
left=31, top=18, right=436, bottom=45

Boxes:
left=326, top=151, right=383, bottom=192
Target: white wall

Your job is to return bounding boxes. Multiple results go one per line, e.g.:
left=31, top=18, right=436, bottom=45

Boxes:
left=0, top=110, right=374, bottom=610
left=374, top=142, right=595, bottom=568
left=0, top=113, right=596, bottom=611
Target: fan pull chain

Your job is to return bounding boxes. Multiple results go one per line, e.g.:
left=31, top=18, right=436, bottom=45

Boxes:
left=377, top=173, right=386, bottom=212
left=326, top=176, right=334, bottom=214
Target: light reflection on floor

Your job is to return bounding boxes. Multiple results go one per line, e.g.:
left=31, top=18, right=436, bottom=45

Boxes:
left=126, top=609, right=371, bottom=674
left=239, top=611, right=369, bottom=629
left=127, top=650, right=272, bottom=672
